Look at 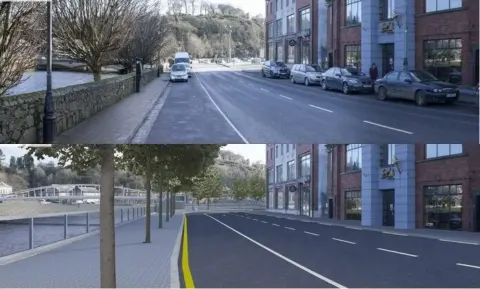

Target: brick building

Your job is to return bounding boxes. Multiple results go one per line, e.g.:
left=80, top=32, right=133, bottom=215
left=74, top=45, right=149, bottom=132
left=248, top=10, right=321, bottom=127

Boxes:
left=265, top=0, right=319, bottom=64
left=325, top=0, right=478, bottom=85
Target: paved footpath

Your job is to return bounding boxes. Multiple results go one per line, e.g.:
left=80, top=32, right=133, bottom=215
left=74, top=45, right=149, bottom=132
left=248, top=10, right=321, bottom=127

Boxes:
left=56, top=74, right=170, bottom=144
left=0, top=213, right=183, bottom=288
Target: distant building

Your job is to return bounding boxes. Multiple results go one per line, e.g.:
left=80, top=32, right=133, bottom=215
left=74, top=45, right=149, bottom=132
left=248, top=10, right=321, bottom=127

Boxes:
left=0, top=182, right=13, bottom=195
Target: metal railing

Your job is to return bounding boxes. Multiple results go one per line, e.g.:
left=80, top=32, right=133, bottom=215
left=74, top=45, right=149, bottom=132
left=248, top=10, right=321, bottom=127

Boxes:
left=187, top=200, right=266, bottom=212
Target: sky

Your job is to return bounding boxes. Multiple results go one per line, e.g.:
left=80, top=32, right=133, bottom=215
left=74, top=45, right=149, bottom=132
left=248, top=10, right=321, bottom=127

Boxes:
left=0, top=144, right=265, bottom=165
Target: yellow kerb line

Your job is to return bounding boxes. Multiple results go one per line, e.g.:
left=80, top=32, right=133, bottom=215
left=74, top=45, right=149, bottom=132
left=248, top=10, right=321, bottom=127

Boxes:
left=182, top=215, right=196, bottom=288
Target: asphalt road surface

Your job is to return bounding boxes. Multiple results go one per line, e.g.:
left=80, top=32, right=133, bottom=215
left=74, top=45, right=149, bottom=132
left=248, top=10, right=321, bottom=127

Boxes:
left=141, top=63, right=478, bottom=143
left=181, top=212, right=480, bottom=288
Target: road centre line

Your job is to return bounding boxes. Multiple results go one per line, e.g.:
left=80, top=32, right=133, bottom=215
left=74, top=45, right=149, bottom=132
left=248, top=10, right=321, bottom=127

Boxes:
left=332, top=238, right=356, bottom=245
left=261, top=221, right=268, bottom=224
left=194, top=73, right=249, bottom=143
left=439, top=239, right=479, bottom=246
left=278, top=94, right=292, bottom=100
left=261, top=88, right=269, bottom=92
left=344, top=226, right=362, bottom=230
left=204, top=214, right=348, bottom=289
left=456, top=263, right=480, bottom=270
left=252, top=218, right=258, bottom=221
left=363, top=120, right=413, bottom=134
left=377, top=248, right=418, bottom=257
left=308, top=104, right=333, bottom=113
left=284, top=226, right=295, bottom=230
left=248, top=84, right=254, bottom=86
left=304, top=231, right=319, bottom=236
left=272, top=223, right=280, bottom=226
left=382, top=231, right=408, bottom=236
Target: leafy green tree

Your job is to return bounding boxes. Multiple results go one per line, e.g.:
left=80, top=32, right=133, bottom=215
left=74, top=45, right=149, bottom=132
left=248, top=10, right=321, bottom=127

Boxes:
left=247, top=173, right=265, bottom=201
left=231, top=178, right=249, bottom=201
left=195, top=167, right=223, bottom=209
left=0, top=149, right=4, bottom=171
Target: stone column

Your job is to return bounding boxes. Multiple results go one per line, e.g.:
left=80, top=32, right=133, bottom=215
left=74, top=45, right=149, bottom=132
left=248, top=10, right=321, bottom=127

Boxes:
left=361, top=144, right=382, bottom=227
left=317, top=1, right=328, bottom=68
left=394, top=0, right=416, bottom=71
left=394, top=144, right=416, bottom=229
left=361, top=0, right=382, bottom=74
left=317, top=144, right=328, bottom=218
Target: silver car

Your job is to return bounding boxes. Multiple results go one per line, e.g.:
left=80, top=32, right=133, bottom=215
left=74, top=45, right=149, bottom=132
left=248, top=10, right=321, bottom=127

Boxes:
left=291, top=64, right=323, bottom=86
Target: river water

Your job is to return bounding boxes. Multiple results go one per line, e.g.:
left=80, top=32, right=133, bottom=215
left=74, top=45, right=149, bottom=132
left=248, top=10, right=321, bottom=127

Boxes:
left=5, top=71, right=118, bottom=96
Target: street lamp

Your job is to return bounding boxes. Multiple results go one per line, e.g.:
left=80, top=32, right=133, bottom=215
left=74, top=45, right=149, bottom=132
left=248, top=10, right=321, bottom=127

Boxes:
left=43, top=0, right=56, bottom=144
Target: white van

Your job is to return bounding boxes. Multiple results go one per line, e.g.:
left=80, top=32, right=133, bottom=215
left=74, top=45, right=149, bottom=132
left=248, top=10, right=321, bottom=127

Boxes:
left=174, top=52, right=191, bottom=78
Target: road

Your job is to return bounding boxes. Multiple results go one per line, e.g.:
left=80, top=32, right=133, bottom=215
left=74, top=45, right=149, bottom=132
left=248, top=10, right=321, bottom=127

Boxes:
left=140, top=63, right=478, bottom=143
left=181, top=212, right=480, bottom=288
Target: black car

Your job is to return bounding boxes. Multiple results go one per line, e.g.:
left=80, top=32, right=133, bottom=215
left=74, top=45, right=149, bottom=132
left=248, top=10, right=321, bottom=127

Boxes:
left=320, top=67, right=373, bottom=94
left=261, top=61, right=290, bottom=78
left=374, top=70, right=459, bottom=106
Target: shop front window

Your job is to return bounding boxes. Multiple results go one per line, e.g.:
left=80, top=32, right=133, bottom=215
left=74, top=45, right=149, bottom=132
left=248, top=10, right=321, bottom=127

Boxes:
left=277, top=44, right=284, bottom=62
left=288, top=190, right=296, bottom=209
left=424, top=39, right=462, bottom=84
left=287, top=44, right=295, bottom=63
left=268, top=43, right=274, bottom=61
left=346, top=144, right=362, bottom=172
left=301, top=186, right=310, bottom=216
left=345, top=191, right=361, bottom=220
left=268, top=190, right=274, bottom=208
left=424, top=185, right=463, bottom=230
left=302, top=43, right=310, bottom=64
left=277, top=190, right=284, bottom=209
left=345, top=45, right=361, bottom=70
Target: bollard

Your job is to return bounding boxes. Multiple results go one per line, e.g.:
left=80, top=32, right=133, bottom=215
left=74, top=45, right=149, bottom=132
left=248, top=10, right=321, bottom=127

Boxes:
left=86, top=212, right=90, bottom=233
left=127, top=208, right=130, bottom=220
left=135, top=58, right=142, bottom=93
left=157, top=66, right=160, bottom=77
left=121, top=209, right=124, bottom=223
left=28, top=217, right=34, bottom=250
left=63, top=215, right=68, bottom=239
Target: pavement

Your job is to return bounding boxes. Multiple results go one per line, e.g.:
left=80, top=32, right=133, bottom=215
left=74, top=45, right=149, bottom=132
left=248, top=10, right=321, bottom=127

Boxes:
left=182, top=212, right=480, bottom=288
left=0, top=213, right=183, bottom=288
left=56, top=63, right=479, bottom=143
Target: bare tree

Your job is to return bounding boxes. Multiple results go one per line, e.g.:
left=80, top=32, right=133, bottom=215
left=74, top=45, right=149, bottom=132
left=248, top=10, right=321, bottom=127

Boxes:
left=167, top=0, right=183, bottom=15
left=52, top=0, right=140, bottom=81
left=0, top=2, right=44, bottom=96
left=189, top=0, right=196, bottom=15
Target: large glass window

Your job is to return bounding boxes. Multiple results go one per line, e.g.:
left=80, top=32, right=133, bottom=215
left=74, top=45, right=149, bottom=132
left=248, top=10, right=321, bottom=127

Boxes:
left=424, top=185, right=463, bottom=230
left=277, top=190, right=284, bottom=209
left=268, top=43, right=274, bottom=61
left=287, top=14, right=295, bottom=34
left=387, top=144, right=396, bottom=165
left=276, top=164, right=283, bottom=182
left=302, top=43, right=310, bottom=64
left=345, top=0, right=362, bottom=26
left=425, top=0, right=462, bottom=13
left=344, top=45, right=361, bottom=69
left=299, top=154, right=311, bottom=177
left=345, top=191, right=361, bottom=220
left=287, top=160, right=296, bottom=180
left=346, top=144, right=362, bottom=172
left=380, top=0, right=395, bottom=20
left=424, top=39, right=462, bottom=84
left=276, top=18, right=283, bottom=36
left=299, top=8, right=311, bottom=32
left=267, top=168, right=274, bottom=184
left=425, top=144, right=463, bottom=159
left=267, top=22, right=274, bottom=39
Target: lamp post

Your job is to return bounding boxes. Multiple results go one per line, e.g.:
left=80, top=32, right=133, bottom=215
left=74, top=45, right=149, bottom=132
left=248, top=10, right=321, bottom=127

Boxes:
left=43, top=0, right=56, bottom=144
left=227, top=25, right=232, bottom=65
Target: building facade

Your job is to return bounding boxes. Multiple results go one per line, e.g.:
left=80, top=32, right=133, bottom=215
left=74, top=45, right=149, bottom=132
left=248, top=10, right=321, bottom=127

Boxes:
left=325, top=0, right=478, bottom=85
left=265, top=0, right=319, bottom=65
left=0, top=182, right=12, bottom=195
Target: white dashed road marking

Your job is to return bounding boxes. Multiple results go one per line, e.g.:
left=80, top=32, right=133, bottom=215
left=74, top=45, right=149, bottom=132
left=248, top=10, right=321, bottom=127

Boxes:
left=284, top=226, right=295, bottom=230
left=344, top=226, right=362, bottom=230
left=363, top=120, right=413, bottom=134
left=456, top=263, right=480, bottom=270
left=205, top=214, right=348, bottom=289
left=304, top=231, right=319, bottom=236
left=309, top=104, right=333, bottom=113
left=332, top=238, right=356, bottom=245
left=261, top=221, right=268, bottom=224
left=279, top=94, right=292, bottom=100
left=439, top=239, right=479, bottom=245
left=252, top=218, right=258, bottom=221
left=382, top=231, right=408, bottom=236
left=272, top=223, right=280, bottom=226
left=261, top=88, right=269, bottom=92
left=377, top=248, right=418, bottom=257
left=248, top=84, right=254, bottom=86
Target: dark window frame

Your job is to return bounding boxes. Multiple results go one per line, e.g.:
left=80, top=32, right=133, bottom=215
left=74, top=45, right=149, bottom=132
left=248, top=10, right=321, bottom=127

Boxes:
left=345, top=0, right=362, bottom=26
left=425, top=144, right=463, bottom=159
left=345, top=144, right=362, bottom=173
left=299, top=154, right=311, bottom=178
left=287, top=14, right=295, bottom=34
left=267, top=168, right=274, bottom=184
left=276, top=164, right=283, bottom=182
left=276, top=18, right=283, bottom=36
left=299, top=7, right=311, bottom=32
left=423, top=184, right=463, bottom=230
left=345, top=190, right=362, bottom=220
left=380, top=0, right=396, bottom=20
left=287, top=160, right=296, bottom=180
left=425, top=0, right=462, bottom=13
left=344, top=45, right=361, bottom=68
left=423, top=38, right=462, bottom=84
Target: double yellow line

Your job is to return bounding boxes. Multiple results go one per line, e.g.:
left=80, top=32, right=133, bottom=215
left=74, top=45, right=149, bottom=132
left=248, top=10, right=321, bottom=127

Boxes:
left=182, top=215, right=195, bottom=288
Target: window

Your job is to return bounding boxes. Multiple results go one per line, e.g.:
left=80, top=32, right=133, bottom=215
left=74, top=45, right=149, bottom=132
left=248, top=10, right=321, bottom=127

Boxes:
left=267, top=22, right=274, bottom=39
left=276, top=18, right=283, bottom=36
left=381, top=144, right=396, bottom=166
left=275, top=145, right=279, bottom=157
left=344, top=45, right=361, bottom=69
left=287, top=160, right=296, bottom=180
left=299, top=8, right=310, bottom=32
left=346, top=144, right=362, bottom=172
left=281, top=144, right=284, bottom=155
left=270, top=147, right=273, bottom=159
left=292, top=144, right=296, bottom=149
left=398, top=72, right=411, bottom=82
left=276, top=164, right=283, bottom=182
left=287, top=14, right=295, bottom=34
left=277, top=44, right=284, bottom=62
left=423, top=185, right=463, bottom=230
left=425, top=0, right=462, bottom=13
left=267, top=168, right=274, bottom=184
left=268, top=43, right=274, bottom=61
left=424, top=39, right=462, bottom=84
left=345, top=0, right=362, bottom=26
left=270, top=2, right=273, bottom=13
left=380, top=0, right=395, bottom=20
left=276, top=0, right=279, bottom=11
left=426, top=144, right=463, bottom=159
left=385, top=71, right=399, bottom=81
left=345, top=191, right=361, bottom=220
left=299, top=154, right=311, bottom=177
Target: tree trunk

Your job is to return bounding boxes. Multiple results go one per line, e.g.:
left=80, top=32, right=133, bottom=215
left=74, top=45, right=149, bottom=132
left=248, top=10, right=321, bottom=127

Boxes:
left=166, top=191, right=170, bottom=222
left=144, top=169, right=152, bottom=243
left=91, top=65, right=102, bottom=81
left=171, top=193, right=175, bottom=216
left=207, top=197, right=210, bottom=210
left=158, top=190, right=163, bottom=229
left=98, top=145, right=116, bottom=288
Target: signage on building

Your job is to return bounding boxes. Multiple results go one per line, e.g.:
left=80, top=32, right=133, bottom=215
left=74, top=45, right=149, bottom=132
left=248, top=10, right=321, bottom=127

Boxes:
left=288, top=185, right=297, bottom=192
left=288, top=39, right=297, bottom=46
left=381, top=167, right=395, bottom=180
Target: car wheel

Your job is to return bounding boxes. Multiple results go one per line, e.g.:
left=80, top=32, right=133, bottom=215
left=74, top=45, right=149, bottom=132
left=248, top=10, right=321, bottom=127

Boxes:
left=186, top=79, right=189, bottom=82
left=342, top=82, right=350, bottom=94
left=415, top=90, right=427, bottom=106
left=304, top=78, right=310, bottom=86
left=378, top=86, right=388, bottom=101
left=321, top=80, right=328, bottom=90
left=291, top=76, right=296, bottom=84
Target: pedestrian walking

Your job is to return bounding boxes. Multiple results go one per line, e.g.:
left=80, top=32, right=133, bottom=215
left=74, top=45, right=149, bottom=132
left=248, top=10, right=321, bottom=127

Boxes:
left=369, top=63, right=378, bottom=82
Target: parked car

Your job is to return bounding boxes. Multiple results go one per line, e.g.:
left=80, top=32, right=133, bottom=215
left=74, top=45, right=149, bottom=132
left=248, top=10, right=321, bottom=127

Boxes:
left=290, top=64, right=323, bottom=86
left=261, top=61, right=290, bottom=78
left=320, top=67, right=373, bottom=94
left=169, top=63, right=189, bottom=82
left=374, top=70, right=459, bottom=106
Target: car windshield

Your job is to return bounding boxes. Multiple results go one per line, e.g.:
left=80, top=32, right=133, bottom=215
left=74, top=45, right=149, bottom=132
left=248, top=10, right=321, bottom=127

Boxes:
left=172, top=65, right=186, bottom=71
left=175, top=58, right=189, bottom=64
left=340, top=68, right=360, bottom=76
left=273, top=62, right=286, bottom=67
left=306, top=65, right=322, bottom=72
left=410, top=70, right=438, bottom=82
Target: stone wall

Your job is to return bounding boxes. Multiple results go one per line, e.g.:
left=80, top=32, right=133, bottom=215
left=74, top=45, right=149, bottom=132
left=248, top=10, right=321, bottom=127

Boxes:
left=0, top=69, right=159, bottom=143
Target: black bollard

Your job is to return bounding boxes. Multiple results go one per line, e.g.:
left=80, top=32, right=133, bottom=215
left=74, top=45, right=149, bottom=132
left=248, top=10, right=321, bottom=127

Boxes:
left=157, top=66, right=160, bottom=77
left=135, top=58, right=142, bottom=93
